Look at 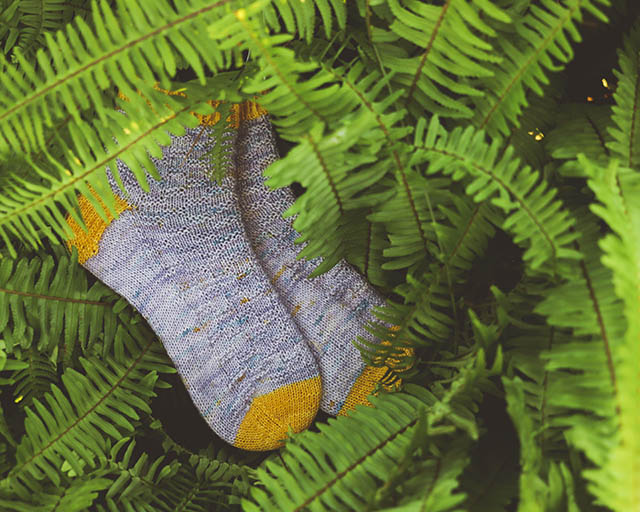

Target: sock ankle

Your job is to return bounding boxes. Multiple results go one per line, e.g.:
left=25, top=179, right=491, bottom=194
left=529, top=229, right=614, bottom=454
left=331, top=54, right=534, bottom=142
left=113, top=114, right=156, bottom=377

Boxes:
left=67, top=119, right=321, bottom=450
left=233, top=110, right=399, bottom=416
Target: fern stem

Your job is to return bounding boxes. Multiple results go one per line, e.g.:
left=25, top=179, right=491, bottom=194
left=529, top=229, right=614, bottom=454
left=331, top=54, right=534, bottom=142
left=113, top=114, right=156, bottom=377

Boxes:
left=0, top=0, right=231, bottom=127
left=9, top=337, right=156, bottom=481
left=479, top=2, right=579, bottom=132
left=406, top=0, right=451, bottom=106
left=0, top=286, right=109, bottom=306
left=576, top=245, right=619, bottom=402
left=0, top=104, right=192, bottom=229
left=293, top=419, right=418, bottom=510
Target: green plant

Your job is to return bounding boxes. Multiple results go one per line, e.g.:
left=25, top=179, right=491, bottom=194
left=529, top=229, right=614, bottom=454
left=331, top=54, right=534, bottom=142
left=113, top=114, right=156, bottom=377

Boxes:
left=0, top=0, right=638, bottom=509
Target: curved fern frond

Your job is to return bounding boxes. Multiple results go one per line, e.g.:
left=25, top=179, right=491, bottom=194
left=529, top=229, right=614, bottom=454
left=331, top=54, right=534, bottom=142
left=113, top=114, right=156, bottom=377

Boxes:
left=379, top=0, right=508, bottom=120
left=5, top=356, right=158, bottom=496
left=0, top=0, right=239, bottom=155
left=246, top=347, right=501, bottom=511
left=361, top=199, right=497, bottom=367
left=534, top=199, right=628, bottom=509
left=607, top=20, right=640, bottom=169
left=262, top=0, right=346, bottom=43
left=581, top=158, right=640, bottom=511
left=411, top=116, right=580, bottom=276
left=472, top=0, right=610, bottom=137
left=0, top=95, right=217, bottom=255
left=0, top=250, right=119, bottom=357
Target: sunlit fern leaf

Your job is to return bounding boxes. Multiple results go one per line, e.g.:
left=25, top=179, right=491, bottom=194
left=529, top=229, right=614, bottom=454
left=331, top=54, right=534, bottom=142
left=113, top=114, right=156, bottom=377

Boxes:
left=0, top=95, right=216, bottom=256
left=262, top=0, right=346, bottom=42
left=582, top=158, right=640, bottom=511
left=379, top=0, right=508, bottom=120
left=5, top=356, right=158, bottom=496
left=411, top=115, right=580, bottom=277
left=262, top=110, right=388, bottom=274
left=472, top=0, right=610, bottom=138
left=607, top=20, right=640, bottom=170
left=0, top=0, right=241, bottom=156
left=0, top=249, right=120, bottom=358
left=0, top=476, right=112, bottom=512
left=545, top=103, right=613, bottom=177
left=534, top=204, right=628, bottom=509
left=246, top=348, right=501, bottom=512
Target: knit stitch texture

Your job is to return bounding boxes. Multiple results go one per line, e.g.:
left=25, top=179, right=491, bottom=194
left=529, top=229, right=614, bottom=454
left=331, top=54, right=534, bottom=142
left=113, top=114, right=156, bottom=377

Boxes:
left=234, top=115, right=392, bottom=416
left=67, top=122, right=322, bottom=450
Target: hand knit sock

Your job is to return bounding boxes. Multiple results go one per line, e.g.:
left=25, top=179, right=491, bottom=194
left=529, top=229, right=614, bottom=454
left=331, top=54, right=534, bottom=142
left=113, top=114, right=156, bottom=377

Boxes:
left=66, top=120, right=322, bottom=451
left=233, top=106, right=399, bottom=416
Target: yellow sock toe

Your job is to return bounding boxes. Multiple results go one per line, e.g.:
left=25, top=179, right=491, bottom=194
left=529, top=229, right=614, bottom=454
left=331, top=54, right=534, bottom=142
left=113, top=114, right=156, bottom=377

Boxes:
left=234, top=376, right=322, bottom=451
left=338, top=365, right=400, bottom=416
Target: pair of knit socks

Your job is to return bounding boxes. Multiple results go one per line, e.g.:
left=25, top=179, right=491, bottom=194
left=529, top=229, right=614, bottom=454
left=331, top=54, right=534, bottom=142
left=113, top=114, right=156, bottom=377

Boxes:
left=66, top=100, right=392, bottom=451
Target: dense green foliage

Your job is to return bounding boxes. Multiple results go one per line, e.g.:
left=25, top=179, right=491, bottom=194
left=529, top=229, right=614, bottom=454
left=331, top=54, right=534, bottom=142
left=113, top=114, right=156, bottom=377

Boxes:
left=0, top=0, right=638, bottom=509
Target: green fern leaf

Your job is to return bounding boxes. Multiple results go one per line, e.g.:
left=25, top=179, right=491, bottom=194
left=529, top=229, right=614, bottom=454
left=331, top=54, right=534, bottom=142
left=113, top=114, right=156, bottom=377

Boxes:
left=472, top=0, right=610, bottom=137
left=5, top=356, right=158, bottom=496
left=0, top=249, right=120, bottom=357
left=379, top=0, right=508, bottom=120
left=607, top=21, right=640, bottom=169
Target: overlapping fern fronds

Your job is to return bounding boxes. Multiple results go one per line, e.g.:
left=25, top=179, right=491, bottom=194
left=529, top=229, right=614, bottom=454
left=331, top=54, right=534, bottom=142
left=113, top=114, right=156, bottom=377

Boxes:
left=0, top=0, right=637, bottom=510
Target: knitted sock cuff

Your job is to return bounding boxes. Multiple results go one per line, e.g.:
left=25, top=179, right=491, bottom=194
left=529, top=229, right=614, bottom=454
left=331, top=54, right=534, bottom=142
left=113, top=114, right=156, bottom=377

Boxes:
left=67, top=88, right=267, bottom=253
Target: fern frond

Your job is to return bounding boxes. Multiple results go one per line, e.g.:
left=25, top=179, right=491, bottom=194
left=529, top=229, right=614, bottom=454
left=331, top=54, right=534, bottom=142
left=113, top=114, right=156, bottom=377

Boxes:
left=503, top=376, right=581, bottom=511
left=545, top=103, right=612, bottom=176
left=607, top=20, right=640, bottom=169
left=97, top=437, right=180, bottom=510
left=534, top=200, right=628, bottom=509
left=361, top=199, right=497, bottom=365
left=262, top=0, right=346, bottom=43
left=263, top=110, right=387, bottom=273
left=579, top=158, right=640, bottom=510
left=0, top=0, right=20, bottom=54
left=0, top=0, right=239, bottom=155
left=246, top=346, right=501, bottom=511
left=4, top=356, right=158, bottom=496
left=12, top=349, right=58, bottom=409
left=0, top=476, right=111, bottom=512
left=153, top=452, right=249, bottom=511
left=472, top=0, right=610, bottom=137
left=0, top=250, right=119, bottom=357
left=379, top=0, right=508, bottom=120
left=411, top=116, right=580, bottom=276
left=0, top=95, right=217, bottom=255
left=15, top=0, right=83, bottom=57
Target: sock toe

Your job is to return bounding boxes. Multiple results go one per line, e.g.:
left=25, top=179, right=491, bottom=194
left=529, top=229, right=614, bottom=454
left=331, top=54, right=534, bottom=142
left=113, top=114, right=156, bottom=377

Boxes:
left=234, top=375, right=322, bottom=451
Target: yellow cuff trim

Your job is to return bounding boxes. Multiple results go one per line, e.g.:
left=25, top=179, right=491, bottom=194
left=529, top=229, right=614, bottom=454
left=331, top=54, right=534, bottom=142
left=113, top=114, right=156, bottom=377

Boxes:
left=234, top=376, right=321, bottom=451
left=66, top=192, right=132, bottom=264
left=118, top=85, right=268, bottom=128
